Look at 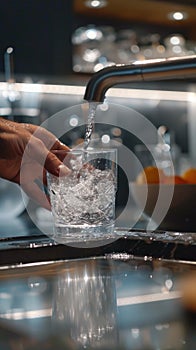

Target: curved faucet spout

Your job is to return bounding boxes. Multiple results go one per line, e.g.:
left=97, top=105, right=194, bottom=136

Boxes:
left=84, top=56, right=196, bottom=102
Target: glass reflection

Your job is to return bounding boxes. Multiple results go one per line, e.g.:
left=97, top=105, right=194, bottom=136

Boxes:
left=52, top=260, right=118, bottom=348
left=0, top=257, right=195, bottom=349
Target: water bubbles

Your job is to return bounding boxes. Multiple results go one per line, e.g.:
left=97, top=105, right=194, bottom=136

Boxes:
left=49, top=166, right=115, bottom=227
left=69, top=155, right=83, bottom=171
left=84, top=102, right=97, bottom=149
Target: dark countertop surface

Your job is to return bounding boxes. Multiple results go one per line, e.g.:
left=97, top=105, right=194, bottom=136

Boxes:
left=0, top=211, right=195, bottom=350
left=0, top=210, right=195, bottom=266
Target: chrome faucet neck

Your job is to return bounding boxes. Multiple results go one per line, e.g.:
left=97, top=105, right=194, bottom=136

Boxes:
left=84, top=56, right=196, bottom=102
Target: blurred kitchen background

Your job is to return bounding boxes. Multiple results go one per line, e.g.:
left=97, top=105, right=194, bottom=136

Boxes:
left=0, top=0, right=196, bottom=229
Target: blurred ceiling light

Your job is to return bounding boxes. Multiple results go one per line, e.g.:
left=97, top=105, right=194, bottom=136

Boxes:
left=172, top=46, right=182, bottom=54
left=170, top=35, right=181, bottom=45
left=83, top=48, right=100, bottom=62
left=69, top=115, right=79, bottom=127
left=101, top=134, right=110, bottom=144
left=168, top=11, right=188, bottom=21
left=84, top=0, right=107, bottom=8
left=86, top=28, right=103, bottom=40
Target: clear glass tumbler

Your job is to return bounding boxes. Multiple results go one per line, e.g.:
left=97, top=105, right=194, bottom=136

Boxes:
left=47, top=148, right=117, bottom=244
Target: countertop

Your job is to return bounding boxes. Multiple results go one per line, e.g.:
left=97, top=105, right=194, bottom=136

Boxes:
left=0, top=211, right=195, bottom=350
left=0, top=210, right=195, bottom=266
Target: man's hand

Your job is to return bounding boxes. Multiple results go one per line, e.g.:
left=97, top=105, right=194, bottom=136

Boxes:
left=0, top=118, right=71, bottom=209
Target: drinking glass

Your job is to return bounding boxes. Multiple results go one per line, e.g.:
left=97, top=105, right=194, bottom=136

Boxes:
left=47, top=148, right=117, bottom=244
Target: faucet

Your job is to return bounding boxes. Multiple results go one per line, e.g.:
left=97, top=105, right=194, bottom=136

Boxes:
left=84, top=56, right=196, bottom=102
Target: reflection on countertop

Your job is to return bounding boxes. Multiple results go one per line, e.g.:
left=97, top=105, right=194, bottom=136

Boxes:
left=0, top=256, right=195, bottom=349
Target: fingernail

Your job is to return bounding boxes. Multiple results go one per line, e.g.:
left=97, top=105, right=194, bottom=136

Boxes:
left=58, top=164, right=71, bottom=176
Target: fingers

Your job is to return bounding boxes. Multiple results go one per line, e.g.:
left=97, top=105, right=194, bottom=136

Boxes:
left=0, top=120, right=72, bottom=209
left=24, top=135, right=71, bottom=177
left=51, top=139, right=70, bottom=152
left=21, top=123, right=72, bottom=176
left=20, top=163, right=50, bottom=210
left=23, top=180, right=51, bottom=210
left=22, top=123, right=70, bottom=153
left=20, top=128, right=72, bottom=210
left=52, top=150, right=70, bottom=162
left=45, top=151, right=71, bottom=177
left=20, top=161, right=51, bottom=210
